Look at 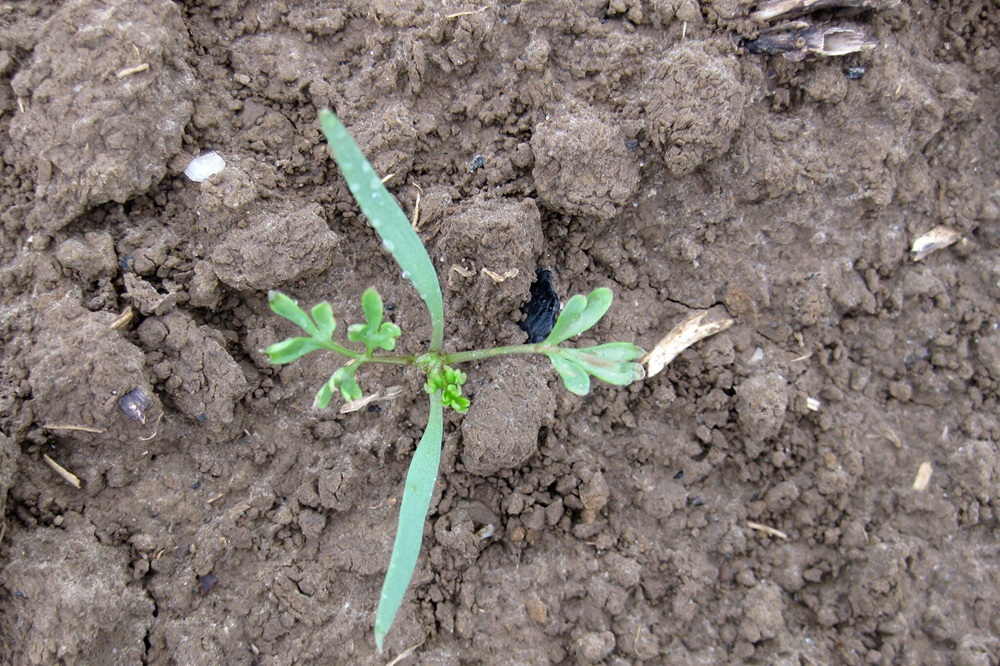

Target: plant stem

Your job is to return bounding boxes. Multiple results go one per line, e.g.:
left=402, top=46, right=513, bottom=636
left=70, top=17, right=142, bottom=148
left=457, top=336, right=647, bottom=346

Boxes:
left=443, top=344, right=551, bottom=365
left=320, top=340, right=364, bottom=360
left=363, top=344, right=555, bottom=368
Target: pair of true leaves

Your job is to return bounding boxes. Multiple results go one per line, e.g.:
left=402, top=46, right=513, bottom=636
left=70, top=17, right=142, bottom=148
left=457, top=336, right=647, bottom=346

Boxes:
left=265, top=289, right=400, bottom=408
left=265, top=286, right=645, bottom=408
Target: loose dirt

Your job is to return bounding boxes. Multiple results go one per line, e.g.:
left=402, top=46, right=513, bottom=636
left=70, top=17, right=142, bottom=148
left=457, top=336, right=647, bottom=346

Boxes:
left=1, top=1, right=997, bottom=664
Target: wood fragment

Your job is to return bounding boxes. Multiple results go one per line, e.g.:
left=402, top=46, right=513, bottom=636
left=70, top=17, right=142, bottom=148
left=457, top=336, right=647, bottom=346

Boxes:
left=411, top=184, right=423, bottom=231
left=912, top=461, right=933, bottom=491
left=109, top=307, right=135, bottom=330
left=911, top=226, right=962, bottom=261
left=746, top=521, right=788, bottom=539
left=445, top=7, right=487, bottom=19
left=116, top=62, right=149, bottom=78
left=42, top=454, right=82, bottom=489
left=744, top=24, right=877, bottom=61
left=644, top=306, right=735, bottom=377
left=751, top=0, right=900, bottom=22
left=340, top=386, right=404, bottom=414
left=481, top=267, right=519, bottom=283
left=42, top=423, right=107, bottom=434
left=384, top=642, right=423, bottom=666
left=139, top=412, right=164, bottom=441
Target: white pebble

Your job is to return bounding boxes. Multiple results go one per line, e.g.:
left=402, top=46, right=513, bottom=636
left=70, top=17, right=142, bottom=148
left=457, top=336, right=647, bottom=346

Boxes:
left=184, top=152, right=226, bottom=182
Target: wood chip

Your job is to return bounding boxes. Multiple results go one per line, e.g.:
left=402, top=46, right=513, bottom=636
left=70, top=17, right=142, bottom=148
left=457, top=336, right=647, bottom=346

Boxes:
left=109, top=306, right=135, bottom=330
left=912, top=461, right=933, bottom=491
left=481, top=267, right=519, bottom=283
left=384, top=642, right=423, bottom=666
left=644, top=306, right=734, bottom=377
left=445, top=7, right=487, bottom=18
left=42, top=423, right=107, bottom=434
left=116, top=62, right=149, bottom=78
left=746, top=521, right=788, bottom=539
left=42, top=454, right=82, bottom=489
left=911, top=225, right=962, bottom=261
left=340, top=386, right=404, bottom=414
left=410, top=184, right=423, bottom=231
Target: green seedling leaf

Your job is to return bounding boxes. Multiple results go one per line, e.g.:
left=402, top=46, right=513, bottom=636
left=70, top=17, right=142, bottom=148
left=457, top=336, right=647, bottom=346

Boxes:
left=423, top=364, right=469, bottom=412
left=332, top=363, right=363, bottom=402
left=546, top=351, right=591, bottom=396
left=264, top=336, right=325, bottom=365
left=543, top=288, right=613, bottom=345
left=559, top=343, right=646, bottom=386
left=311, top=301, right=336, bottom=340
left=374, top=391, right=444, bottom=651
left=318, top=109, right=445, bottom=351
left=347, top=288, right=402, bottom=354
left=314, top=376, right=336, bottom=410
left=268, top=291, right=321, bottom=338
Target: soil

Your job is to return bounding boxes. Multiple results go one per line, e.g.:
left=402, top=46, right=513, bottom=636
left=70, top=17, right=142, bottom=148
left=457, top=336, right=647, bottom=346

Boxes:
left=0, top=1, right=998, bottom=664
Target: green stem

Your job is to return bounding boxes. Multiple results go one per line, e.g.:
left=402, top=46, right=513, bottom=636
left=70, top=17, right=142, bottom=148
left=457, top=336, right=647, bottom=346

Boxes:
left=363, top=344, right=556, bottom=368
left=366, top=354, right=419, bottom=366
left=443, top=343, right=551, bottom=365
left=320, top=340, right=364, bottom=360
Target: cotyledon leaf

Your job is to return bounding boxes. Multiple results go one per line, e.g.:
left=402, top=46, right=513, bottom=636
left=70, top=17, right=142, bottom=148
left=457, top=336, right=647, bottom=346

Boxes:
left=374, top=391, right=444, bottom=651
left=318, top=109, right=445, bottom=352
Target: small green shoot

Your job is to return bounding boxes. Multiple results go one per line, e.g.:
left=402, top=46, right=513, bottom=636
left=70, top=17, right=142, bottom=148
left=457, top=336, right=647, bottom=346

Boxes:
left=265, top=109, right=645, bottom=651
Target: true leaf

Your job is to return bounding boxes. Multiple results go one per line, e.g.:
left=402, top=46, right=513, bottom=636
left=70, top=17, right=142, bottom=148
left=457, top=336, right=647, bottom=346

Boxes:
left=332, top=363, right=363, bottom=402
left=268, top=291, right=321, bottom=338
left=347, top=288, right=402, bottom=354
left=543, top=288, right=613, bottom=345
left=313, top=377, right=336, bottom=409
left=311, top=301, right=336, bottom=340
left=264, top=337, right=324, bottom=365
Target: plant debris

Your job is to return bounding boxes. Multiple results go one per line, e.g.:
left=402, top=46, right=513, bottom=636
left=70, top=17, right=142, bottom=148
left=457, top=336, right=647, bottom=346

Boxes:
left=744, top=23, right=878, bottom=61
left=750, top=0, right=900, bottom=22
left=644, top=306, right=735, bottom=378
left=911, top=225, right=963, bottom=261
left=42, top=454, right=82, bottom=489
left=519, top=269, right=560, bottom=343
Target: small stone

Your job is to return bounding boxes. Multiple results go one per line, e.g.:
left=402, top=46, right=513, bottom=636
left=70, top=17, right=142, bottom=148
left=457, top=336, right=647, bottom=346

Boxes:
left=575, top=631, right=615, bottom=663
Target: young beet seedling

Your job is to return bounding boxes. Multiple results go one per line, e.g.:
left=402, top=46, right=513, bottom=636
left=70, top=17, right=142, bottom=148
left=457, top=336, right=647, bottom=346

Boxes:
left=265, top=109, right=646, bottom=651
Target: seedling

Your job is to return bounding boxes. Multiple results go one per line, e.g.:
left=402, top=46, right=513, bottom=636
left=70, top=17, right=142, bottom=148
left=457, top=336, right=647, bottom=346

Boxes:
left=265, top=109, right=646, bottom=650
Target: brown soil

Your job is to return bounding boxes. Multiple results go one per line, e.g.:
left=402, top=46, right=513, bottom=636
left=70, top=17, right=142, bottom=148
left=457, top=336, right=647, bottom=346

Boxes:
left=1, top=1, right=998, bottom=664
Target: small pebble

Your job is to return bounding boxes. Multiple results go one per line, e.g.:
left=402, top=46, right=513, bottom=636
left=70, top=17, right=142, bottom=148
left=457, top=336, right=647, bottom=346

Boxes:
left=184, top=152, right=226, bottom=182
left=198, top=573, right=220, bottom=594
